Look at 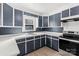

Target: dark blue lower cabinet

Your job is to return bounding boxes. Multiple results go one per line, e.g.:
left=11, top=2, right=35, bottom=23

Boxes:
left=17, top=42, right=25, bottom=56
left=46, top=37, right=51, bottom=48
left=35, top=39, right=40, bottom=50
left=41, top=38, right=45, bottom=47
left=52, top=39, right=59, bottom=51
left=27, top=40, right=34, bottom=53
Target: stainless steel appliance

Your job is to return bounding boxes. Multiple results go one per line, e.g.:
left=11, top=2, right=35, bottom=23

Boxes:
left=59, top=31, right=79, bottom=56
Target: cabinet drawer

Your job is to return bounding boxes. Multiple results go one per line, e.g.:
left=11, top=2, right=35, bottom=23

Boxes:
left=35, top=36, right=40, bottom=38
left=52, top=36, right=58, bottom=39
left=26, top=37, right=34, bottom=40
left=16, top=38, right=25, bottom=43
left=41, top=35, right=45, bottom=38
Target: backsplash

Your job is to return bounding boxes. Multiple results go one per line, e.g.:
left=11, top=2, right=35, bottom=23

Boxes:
left=62, top=20, right=79, bottom=31
left=0, top=27, right=22, bottom=35
left=36, top=27, right=63, bottom=33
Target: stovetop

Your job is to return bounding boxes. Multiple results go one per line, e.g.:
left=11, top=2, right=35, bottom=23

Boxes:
left=60, top=31, right=79, bottom=41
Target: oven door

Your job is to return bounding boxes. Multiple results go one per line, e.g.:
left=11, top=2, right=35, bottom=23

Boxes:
left=59, top=39, right=79, bottom=56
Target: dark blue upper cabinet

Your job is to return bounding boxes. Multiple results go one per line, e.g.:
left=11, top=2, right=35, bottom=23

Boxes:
left=49, top=15, right=55, bottom=27
left=38, top=16, right=42, bottom=27
left=54, top=13, right=61, bottom=26
left=62, top=9, right=69, bottom=18
left=49, top=13, right=61, bottom=27
left=43, top=16, right=48, bottom=27
left=15, top=9, right=23, bottom=26
left=70, top=6, right=79, bottom=16
left=3, top=3, right=13, bottom=26
left=0, top=4, right=1, bottom=25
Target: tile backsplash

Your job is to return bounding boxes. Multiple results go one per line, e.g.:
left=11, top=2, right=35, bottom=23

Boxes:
left=0, top=27, right=22, bottom=35
left=62, top=21, right=79, bottom=31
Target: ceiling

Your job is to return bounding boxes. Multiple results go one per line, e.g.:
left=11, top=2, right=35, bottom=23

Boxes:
left=8, top=3, right=79, bottom=15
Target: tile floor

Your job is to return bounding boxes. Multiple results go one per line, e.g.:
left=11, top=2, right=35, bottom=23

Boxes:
left=26, top=47, right=75, bottom=56
left=26, top=47, right=60, bottom=56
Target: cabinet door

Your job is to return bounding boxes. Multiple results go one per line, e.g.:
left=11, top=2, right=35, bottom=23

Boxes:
left=70, top=6, right=79, bottom=16
left=52, top=39, right=59, bottom=51
left=41, top=37, right=45, bottom=47
left=46, top=37, right=51, bottom=48
left=27, top=40, right=34, bottom=53
left=43, top=16, right=48, bottom=27
left=54, top=13, right=61, bottom=26
left=15, top=9, right=23, bottom=26
left=62, top=9, right=69, bottom=18
left=49, top=13, right=61, bottom=27
left=49, top=15, right=55, bottom=27
left=17, top=42, right=25, bottom=56
left=35, top=39, right=40, bottom=50
left=3, top=3, right=13, bottom=26
left=38, top=16, right=42, bottom=27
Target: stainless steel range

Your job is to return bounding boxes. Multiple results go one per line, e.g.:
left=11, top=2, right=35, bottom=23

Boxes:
left=59, top=31, right=79, bottom=56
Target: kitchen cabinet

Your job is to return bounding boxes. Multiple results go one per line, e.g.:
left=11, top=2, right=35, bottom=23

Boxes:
left=46, top=37, right=51, bottom=48
left=0, top=4, right=1, bottom=25
left=41, top=37, right=45, bottom=47
left=27, top=40, right=34, bottom=53
left=43, top=16, right=48, bottom=27
left=35, top=39, right=40, bottom=50
left=70, top=6, right=79, bottom=16
left=62, top=9, right=69, bottom=18
left=3, top=3, right=13, bottom=26
left=16, top=38, right=25, bottom=56
left=38, top=16, right=42, bottom=27
left=17, top=42, right=25, bottom=56
left=49, top=15, right=54, bottom=27
left=14, top=9, right=23, bottom=26
left=51, top=39, right=59, bottom=51
left=54, top=13, right=61, bottom=26
left=49, top=13, right=61, bottom=27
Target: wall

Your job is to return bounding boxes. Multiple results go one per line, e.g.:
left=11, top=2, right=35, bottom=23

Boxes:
left=62, top=21, right=79, bottom=32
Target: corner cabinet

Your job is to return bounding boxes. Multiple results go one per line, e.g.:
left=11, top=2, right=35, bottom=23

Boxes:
left=14, top=9, right=23, bottom=26
left=3, top=3, right=13, bottom=26
left=46, top=36, right=51, bottom=48
left=40, top=35, right=45, bottom=47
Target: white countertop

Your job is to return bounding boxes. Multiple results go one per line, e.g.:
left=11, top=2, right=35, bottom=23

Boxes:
left=0, top=31, right=63, bottom=42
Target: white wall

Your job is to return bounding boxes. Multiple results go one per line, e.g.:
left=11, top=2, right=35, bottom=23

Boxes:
left=62, top=21, right=79, bottom=31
